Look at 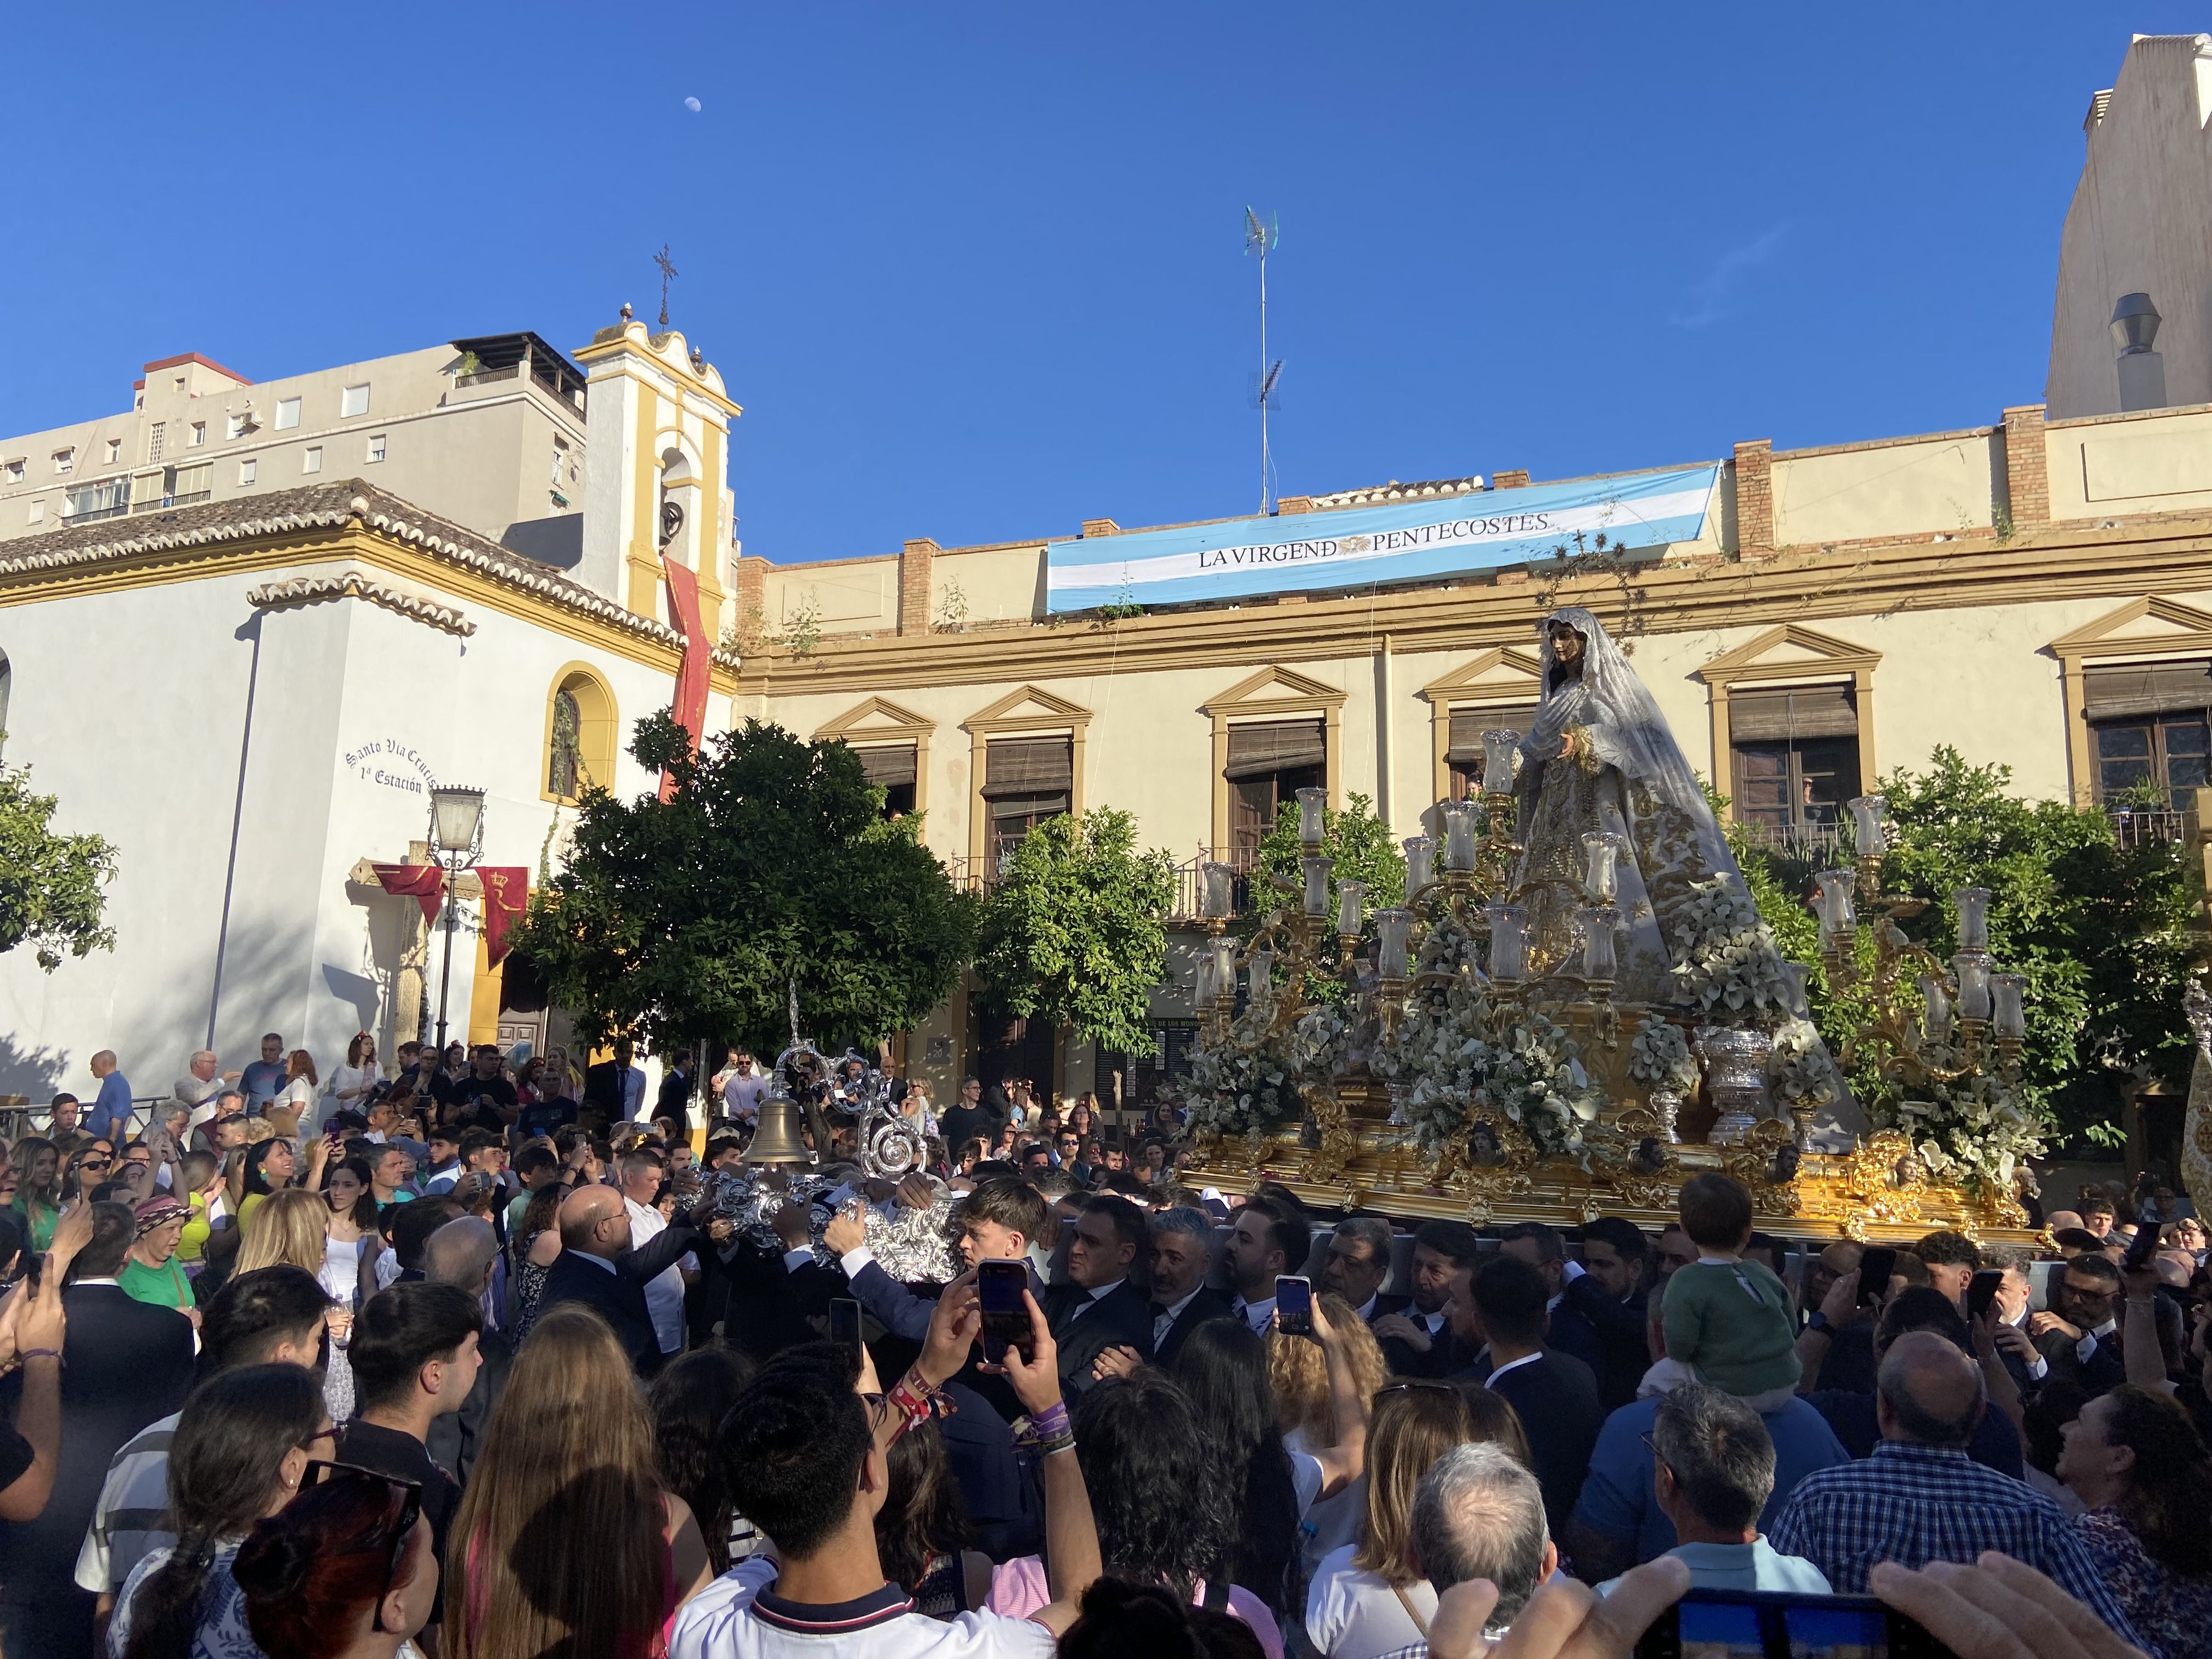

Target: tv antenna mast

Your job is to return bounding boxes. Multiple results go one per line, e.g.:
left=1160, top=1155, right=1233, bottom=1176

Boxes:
left=1244, top=207, right=1282, bottom=515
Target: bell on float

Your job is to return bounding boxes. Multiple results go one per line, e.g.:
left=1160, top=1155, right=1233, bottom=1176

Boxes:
left=746, top=1091, right=815, bottom=1166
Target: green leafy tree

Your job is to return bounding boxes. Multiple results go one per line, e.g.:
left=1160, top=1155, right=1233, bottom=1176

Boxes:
left=0, top=755, right=117, bottom=970
left=517, top=714, right=975, bottom=1056
left=973, top=808, right=1177, bottom=1054
left=1254, top=791, right=1408, bottom=1003
left=1733, top=747, right=2197, bottom=1151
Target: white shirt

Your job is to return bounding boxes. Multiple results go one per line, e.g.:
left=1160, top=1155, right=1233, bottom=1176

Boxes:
left=1233, top=1296, right=1276, bottom=1334
left=671, top=1556, right=1054, bottom=1658
left=1305, top=1544, right=1436, bottom=1659
left=1153, top=1286, right=1205, bottom=1349
left=723, top=1073, right=767, bottom=1125
left=623, top=1065, right=648, bottom=1121
left=627, top=1198, right=695, bottom=1354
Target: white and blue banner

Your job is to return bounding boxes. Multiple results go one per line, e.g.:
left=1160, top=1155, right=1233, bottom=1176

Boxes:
left=1043, top=463, right=1719, bottom=615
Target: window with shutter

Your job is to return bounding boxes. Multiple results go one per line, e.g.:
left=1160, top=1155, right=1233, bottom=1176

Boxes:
left=850, top=743, right=918, bottom=817
left=1726, top=682, right=1861, bottom=836
left=983, top=736, right=1073, bottom=857
left=1222, top=719, right=1327, bottom=854
left=1446, top=703, right=1538, bottom=800
left=2084, top=659, right=2212, bottom=805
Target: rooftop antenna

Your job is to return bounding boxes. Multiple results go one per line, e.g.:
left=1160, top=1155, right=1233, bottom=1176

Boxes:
left=1244, top=207, right=1282, bottom=515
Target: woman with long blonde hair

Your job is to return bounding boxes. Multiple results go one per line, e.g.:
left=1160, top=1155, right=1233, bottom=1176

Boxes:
left=1271, top=1291, right=1390, bottom=1593
left=443, top=1304, right=712, bottom=1659
left=234, top=1186, right=358, bottom=1421
left=1304, top=1381, right=1530, bottom=1659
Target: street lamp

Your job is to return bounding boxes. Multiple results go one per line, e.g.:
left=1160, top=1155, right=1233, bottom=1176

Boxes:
left=428, top=785, right=486, bottom=1053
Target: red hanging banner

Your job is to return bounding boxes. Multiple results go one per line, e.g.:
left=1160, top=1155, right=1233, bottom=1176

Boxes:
left=477, top=867, right=529, bottom=967
left=661, top=553, right=712, bottom=803
left=371, top=863, right=445, bottom=926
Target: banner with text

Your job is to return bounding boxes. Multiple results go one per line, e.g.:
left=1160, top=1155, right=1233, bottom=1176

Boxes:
left=1043, top=464, right=1719, bottom=614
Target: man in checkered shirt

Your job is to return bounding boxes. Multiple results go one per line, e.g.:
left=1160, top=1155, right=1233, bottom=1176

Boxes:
left=1768, top=1332, right=2141, bottom=1646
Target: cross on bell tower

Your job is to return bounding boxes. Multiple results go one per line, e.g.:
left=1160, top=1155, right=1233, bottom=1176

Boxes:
left=653, top=244, right=679, bottom=327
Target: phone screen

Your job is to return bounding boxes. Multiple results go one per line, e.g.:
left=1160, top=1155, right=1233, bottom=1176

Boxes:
left=1966, top=1268, right=2004, bottom=1320
left=830, top=1297, right=862, bottom=1354
left=1857, top=1247, right=1897, bottom=1306
left=978, top=1260, right=1034, bottom=1365
left=1637, top=1588, right=1954, bottom=1659
left=2123, top=1219, right=2163, bottom=1272
left=1276, top=1274, right=1314, bottom=1337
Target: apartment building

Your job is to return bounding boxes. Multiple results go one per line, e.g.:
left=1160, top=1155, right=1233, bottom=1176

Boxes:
left=0, top=332, right=589, bottom=556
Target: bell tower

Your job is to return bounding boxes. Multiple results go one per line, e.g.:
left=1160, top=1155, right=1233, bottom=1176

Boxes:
left=572, top=307, right=740, bottom=631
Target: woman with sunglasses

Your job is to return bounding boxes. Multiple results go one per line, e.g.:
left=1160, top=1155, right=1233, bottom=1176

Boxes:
left=1304, top=1381, right=1530, bottom=1659
left=442, top=1304, right=712, bottom=1659
left=109, top=1363, right=337, bottom=1659
left=64, top=1144, right=116, bottom=1205
left=233, top=1464, right=437, bottom=1659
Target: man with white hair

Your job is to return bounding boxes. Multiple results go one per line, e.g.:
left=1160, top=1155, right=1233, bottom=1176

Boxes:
left=423, top=1217, right=510, bottom=1484
left=1376, top=1442, right=1556, bottom=1656
left=171, top=1050, right=236, bottom=1128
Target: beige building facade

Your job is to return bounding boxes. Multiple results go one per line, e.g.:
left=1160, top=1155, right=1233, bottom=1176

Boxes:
left=741, top=393, right=2212, bottom=1106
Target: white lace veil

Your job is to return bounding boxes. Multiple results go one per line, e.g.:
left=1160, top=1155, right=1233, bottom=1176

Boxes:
left=1523, top=607, right=1723, bottom=833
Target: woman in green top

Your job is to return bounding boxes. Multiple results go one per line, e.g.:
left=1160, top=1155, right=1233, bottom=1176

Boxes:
left=8, top=1138, right=61, bottom=1252
left=119, top=1195, right=196, bottom=1324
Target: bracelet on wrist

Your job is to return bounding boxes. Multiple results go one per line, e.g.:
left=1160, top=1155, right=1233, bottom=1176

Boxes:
left=19, top=1348, right=60, bottom=1365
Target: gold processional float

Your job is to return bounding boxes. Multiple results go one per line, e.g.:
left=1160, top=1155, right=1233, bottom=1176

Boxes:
left=1177, top=770, right=2045, bottom=1247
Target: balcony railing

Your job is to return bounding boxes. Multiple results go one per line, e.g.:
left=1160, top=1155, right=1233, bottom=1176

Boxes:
left=455, top=365, right=522, bottom=388
left=2106, top=806, right=2196, bottom=849
left=63, top=501, right=132, bottom=524
left=128, top=490, right=210, bottom=514
left=1731, top=820, right=1849, bottom=864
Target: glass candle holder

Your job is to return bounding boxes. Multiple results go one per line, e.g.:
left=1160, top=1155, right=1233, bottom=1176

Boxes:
left=1201, top=861, right=1235, bottom=919
left=1295, top=787, right=1328, bottom=847
left=1402, top=836, right=1436, bottom=898
left=1486, top=903, right=1529, bottom=981
left=1442, top=801, right=1478, bottom=872
left=1247, top=947, right=1275, bottom=1003
left=1194, top=951, right=1217, bottom=1008
left=1579, top=904, right=1620, bottom=981
left=1375, top=909, right=1413, bottom=979
left=1209, top=936, right=1240, bottom=1000
left=1951, top=887, right=1991, bottom=953
left=1782, top=961, right=1812, bottom=1017
left=1847, top=795, right=1888, bottom=857
left=1815, top=869, right=1857, bottom=935
left=1581, top=831, right=1626, bottom=902
left=1302, top=856, right=1333, bottom=917
left=1480, top=730, right=1520, bottom=797
left=1991, top=973, right=2027, bottom=1040
left=1920, top=974, right=1953, bottom=1042
left=1335, top=879, right=1367, bottom=938
left=1954, top=952, right=1993, bottom=1022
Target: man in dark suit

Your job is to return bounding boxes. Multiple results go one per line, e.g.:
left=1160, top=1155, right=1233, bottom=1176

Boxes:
left=1373, top=1220, right=1482, bottom=1378
left=654, top=1051, right=696, bottom=1137
left=1560, top=1216, right=1655, bottom=1408
left=535, top=1184, right=713, bottom=1376
left=2027, top=1254, right=2129, bottom=1394
left=1500, top=1220, right=1607, bottom=1383
left=0, top=1201, right=193, bottom=1658
left=1322, top=1215, right=1408, bottom=1327
left=1449, top=1254, right=1604, bottom=1537
left=1044, top=1195, right=1153, bottom=1392
left=1092, top=1205, right=1229, bottom=1380
left=581, top=1038, right=635, bottom=1121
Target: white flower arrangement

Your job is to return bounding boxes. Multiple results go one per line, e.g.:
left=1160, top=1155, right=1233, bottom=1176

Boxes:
left=1377, top=977, right=1496, bottom=1156
left=1177, top=1001, right=1320, bottom=1141
left=1666, top=875, right=1795, bottom=1015
left=1627, top=1014, right=1701, bottom=1094
left=1477, top=1012, right=1605, bottom=1164
left=1768, top=1017, right=1844, bottom=1111
left=1885, top=1070, right=2046, bottom=1199
left=1414, top=912, right=1483, bottom=979
left=1284, top=1003, right=1353, bottom=1080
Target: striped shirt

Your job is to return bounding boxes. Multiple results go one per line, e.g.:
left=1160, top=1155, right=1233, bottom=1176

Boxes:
left=1767, top=1441, right=2141, bottom=1645
left=74, top=1412, right=179, bottom=1596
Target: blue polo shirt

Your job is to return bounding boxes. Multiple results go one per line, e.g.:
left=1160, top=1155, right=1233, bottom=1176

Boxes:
left=89, top=1071, right=134, bottom=1141
left=1569, top=1393, right=1850, bottom=1566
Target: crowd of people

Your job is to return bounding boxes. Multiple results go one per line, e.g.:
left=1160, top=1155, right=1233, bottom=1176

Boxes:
left=0, top=1032, right=2205, bottom=1659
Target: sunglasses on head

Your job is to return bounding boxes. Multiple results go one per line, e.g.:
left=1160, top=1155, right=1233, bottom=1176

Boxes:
left=301, top=1460, right=423, bottom=1632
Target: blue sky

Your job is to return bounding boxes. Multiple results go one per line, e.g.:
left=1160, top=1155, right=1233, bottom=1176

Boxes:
left=1, top=5, right=2196, bottom=563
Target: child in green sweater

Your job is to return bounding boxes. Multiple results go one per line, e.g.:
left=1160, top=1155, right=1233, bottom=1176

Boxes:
left=1661, top=1171, right=1801, bottom=1410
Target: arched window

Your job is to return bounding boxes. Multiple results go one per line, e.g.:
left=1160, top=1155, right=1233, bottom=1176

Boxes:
left=548, top=686, right=582, bottom=798
left=543, top=666, right=618, bottom=804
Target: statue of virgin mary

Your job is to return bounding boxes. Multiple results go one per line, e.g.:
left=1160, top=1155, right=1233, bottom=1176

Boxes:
left=1509, top=607, right=1863, bottom=1137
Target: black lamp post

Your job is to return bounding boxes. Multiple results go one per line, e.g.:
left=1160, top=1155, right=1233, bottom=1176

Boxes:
left=427, top=785, right=487, bottom=1054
